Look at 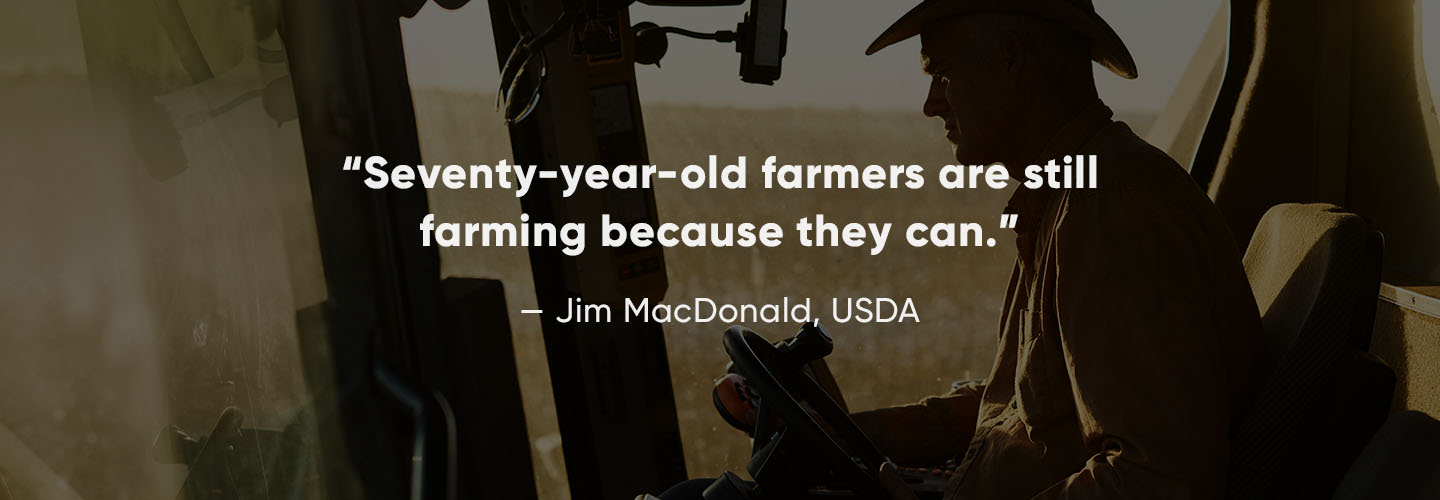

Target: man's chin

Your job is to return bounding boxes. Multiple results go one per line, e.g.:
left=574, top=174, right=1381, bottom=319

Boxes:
left=951, top=144, right=968, bottom=164
left=952, top=149, right=986, bottom=166
left=952, top=145, right=1003, bottom=168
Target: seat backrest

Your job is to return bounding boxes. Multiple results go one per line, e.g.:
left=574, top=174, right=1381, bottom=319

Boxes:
left=1227, top=203, right=1389, bottom=500
left=1242, top=203, right=1376, bottom=354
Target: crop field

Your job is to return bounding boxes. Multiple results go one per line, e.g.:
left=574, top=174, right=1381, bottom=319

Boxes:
left=0, top=74, right=1150, bottom=500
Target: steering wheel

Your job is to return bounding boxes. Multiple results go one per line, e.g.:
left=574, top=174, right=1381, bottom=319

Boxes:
left=722, top=325, right=890, bottom=498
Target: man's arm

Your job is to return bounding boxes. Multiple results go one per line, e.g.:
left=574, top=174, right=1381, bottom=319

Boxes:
left=1033, top=189, right=1240, bottom=499
left=850, top=380, right=985, bottom=466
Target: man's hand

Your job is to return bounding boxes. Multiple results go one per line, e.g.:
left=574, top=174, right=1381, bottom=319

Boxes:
left=878, top=462, right=920, bottom=500
left=849, top=384, right=985, bottom=467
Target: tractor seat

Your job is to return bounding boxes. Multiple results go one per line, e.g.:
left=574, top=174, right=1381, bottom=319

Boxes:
left=1227, top=203, right=1392, bottom=499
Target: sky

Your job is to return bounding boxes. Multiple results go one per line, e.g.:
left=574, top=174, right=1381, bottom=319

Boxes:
left=397, top=0, right=1227, bottom=112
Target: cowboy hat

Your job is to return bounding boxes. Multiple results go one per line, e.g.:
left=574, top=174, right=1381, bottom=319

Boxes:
left=865, top=0, right=1138, bottom=79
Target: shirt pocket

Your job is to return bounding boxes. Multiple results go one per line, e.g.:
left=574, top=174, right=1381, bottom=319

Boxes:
left=1015, top=308, right=1073, bottom=430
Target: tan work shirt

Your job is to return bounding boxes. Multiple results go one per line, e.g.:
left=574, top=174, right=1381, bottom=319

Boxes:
left=857, top=102, right=1273, bottom=499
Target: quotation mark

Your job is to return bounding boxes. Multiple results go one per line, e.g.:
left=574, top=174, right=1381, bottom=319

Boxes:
left=1000, top=213, right=1019, bottom=230
left=342, top=155, right=364, bottom=171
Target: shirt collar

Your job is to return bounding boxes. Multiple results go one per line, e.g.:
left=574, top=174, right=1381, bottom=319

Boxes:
left=1004, top=100, right=1115, bottom=234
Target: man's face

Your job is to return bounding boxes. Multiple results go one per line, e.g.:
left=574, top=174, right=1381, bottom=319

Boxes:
left=919, top=22, right=1024, bottom=166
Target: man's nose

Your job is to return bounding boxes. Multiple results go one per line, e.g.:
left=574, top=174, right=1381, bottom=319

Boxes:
left=923, top=77, right=948, bottom=118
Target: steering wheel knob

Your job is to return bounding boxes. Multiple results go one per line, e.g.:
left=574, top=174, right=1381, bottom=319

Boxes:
left=713, top=373, right=760, bottom=434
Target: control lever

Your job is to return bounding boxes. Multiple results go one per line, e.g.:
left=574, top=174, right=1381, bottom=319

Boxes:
left=375, top=364, right=458, bottom=500
left=775, top=320, right=833, bottom=365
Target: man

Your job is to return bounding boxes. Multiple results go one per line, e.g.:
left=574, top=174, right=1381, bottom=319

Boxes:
left=658, top=1, right=1273, bottom=498
left=857, top=0, right=1274, bottom=498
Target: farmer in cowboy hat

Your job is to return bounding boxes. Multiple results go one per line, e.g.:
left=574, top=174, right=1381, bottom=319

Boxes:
left=655, top=0, right=1272, bottom=498
left=856, top=0, right=1273, bottom=498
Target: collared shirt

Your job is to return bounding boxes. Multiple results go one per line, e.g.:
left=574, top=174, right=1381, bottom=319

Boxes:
left=856, top=101, right=1273, bottom=499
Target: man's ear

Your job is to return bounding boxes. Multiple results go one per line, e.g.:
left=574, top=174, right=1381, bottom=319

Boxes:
left=998, top=29, right=1025, bottom=83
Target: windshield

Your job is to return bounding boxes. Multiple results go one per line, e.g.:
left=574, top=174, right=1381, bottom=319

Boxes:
left=0, top=1, right=354, bottom=498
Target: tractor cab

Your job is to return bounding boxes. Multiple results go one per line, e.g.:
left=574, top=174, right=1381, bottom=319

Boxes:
left=2, top=0, right=1439, bottom=499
